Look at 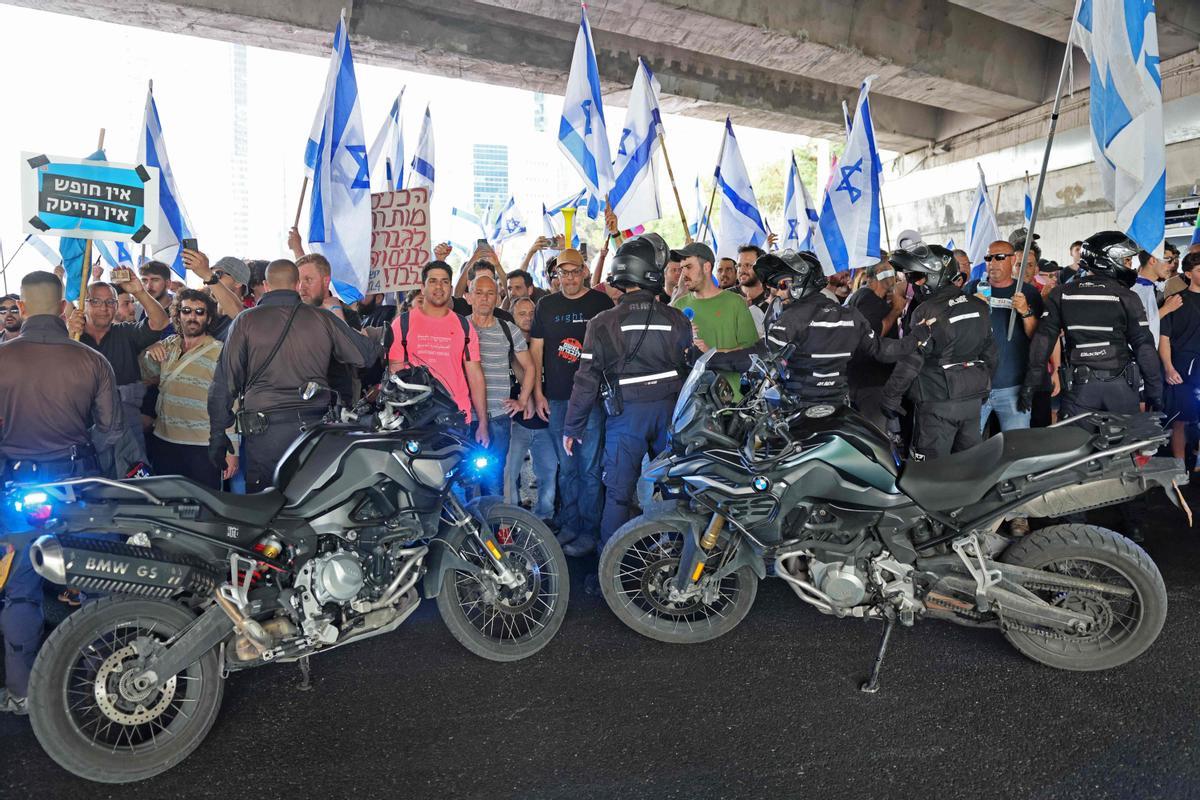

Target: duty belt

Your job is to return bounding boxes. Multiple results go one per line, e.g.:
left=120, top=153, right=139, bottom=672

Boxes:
left=4, top=444, right=98, bottom=482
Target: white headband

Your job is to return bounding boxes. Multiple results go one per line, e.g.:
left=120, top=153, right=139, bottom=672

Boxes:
left=874, top=268, right=896, bottom=280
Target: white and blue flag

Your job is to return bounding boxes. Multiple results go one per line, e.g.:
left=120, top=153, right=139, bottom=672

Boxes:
left=533, top=203, right=561, bottom=287
left=95, top=240, right=134, bottom=270
left=1074, top=0, right=1165, bottom=254
left=407, top=104, right=435, bottom=197
left=965, top=164, right=1002, bottom=282
left=783, top=154, right=819, bottom=252
left=304, top=11, right=372, bottom=300
left=813, top=77, right=883, bottom=274
left=27, top=235, right=63, bottom=268
left=609, top=58, right=663, bottom=230
left=715, top=118, right=767, bottom=259
left=450, top=206, right=488, bottom=257
left=490, top=196, right=527, bottom=244
left=690, top=176, right=718, bottom=251
left=368, top=89, right=406, bottom=191
left=557, top=5, right=614, bottom=212
left=1023, top=172, right=1034, bottom=224
left=138, top=83, right=193, bottom=278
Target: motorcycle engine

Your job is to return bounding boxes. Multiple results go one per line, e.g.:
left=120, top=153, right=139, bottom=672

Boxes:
left=306, top=551, right=365, bottom=606
left=808, top=560, right=868, bottom=608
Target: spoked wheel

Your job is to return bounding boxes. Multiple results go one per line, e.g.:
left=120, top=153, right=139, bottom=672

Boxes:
left=437, top=504, right=569, bottom=661
left=1000, top=524, right=1167, bottom=671
left=28, top=596, right=224, bottom=783
left=599, top=517, right=757, bottom=644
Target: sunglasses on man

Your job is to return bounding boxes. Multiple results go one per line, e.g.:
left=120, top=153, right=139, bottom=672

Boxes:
left=178, top=306, right=208, bottom=317
left=983, top=253, right=1014, bottom=262
left=0, top=307, right=19, bottom=315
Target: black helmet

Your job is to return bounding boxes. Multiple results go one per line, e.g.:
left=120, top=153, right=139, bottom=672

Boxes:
left=888, top=244, right=961, bottom=291
left=754, top=250, right=827, bottom=301
left=608, top=233, right=669, bottom=291
left=1079, top=231, right=1140, bottom=287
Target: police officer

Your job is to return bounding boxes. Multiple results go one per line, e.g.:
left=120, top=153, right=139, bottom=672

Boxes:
left=706, top=250, right=922, bottom=411
left=208, top=259, right=382, bottom=493
left=563, top=234, right=692, bottom=565
left=0, top=271, right=121, bottom=715
left=882, top=245, right=996, bottom=461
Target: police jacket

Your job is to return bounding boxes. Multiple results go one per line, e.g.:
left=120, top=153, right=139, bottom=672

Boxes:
left=709, top=292, right=916, bottom=405
left=1024, top=274, right=1161, bottom=403
left=208, top=290, right=382, bottom=434
left=884, top=284, right=996, bottom=405
left=564, top=289, right=691, bottom=437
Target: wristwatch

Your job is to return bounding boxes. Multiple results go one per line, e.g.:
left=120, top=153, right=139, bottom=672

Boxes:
left=1019, top=310, right=1033, bottom=318
left=203, top=275, right=220, bottom=286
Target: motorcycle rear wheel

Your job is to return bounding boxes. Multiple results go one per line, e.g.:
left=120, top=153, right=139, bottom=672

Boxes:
left=999, top=523, right=1166, bottom=671
left=599, top=516, right=758, bottom=644
left=28, top=596, right=225, bottom=783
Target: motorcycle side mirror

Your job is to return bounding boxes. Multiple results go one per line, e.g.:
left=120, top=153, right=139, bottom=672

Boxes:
left=300, top=381, right=323, bottom=401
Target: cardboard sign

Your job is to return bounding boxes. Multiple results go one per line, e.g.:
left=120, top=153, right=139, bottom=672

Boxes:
left=368, top=188, right=430, bottom=294
left=20, top=152, right=160, bottom=244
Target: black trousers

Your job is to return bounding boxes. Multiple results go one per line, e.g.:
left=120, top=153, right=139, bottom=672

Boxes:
left=148, top=435, right=221, bottom=490
left=911, top=398, right=983, bottom=461
left=1061, top=376, right=1140, bottom=416
left=242, top=409, right=325, bottom=493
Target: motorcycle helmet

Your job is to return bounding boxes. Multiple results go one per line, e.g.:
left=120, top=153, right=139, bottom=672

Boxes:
left=888, top=244, right=961, bottom=291
left=609, top=233, right=669, bottom=291
left=754, top=250, right=827, bottom=301
left=1078, top=231, right=1140, bottom=287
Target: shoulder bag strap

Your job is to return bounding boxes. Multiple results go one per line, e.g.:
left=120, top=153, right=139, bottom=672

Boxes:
left=239, top=302, right=301, bottom=403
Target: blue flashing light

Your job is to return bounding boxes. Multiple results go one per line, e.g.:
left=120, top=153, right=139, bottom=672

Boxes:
left=23, top=491, right=48, bottom=506
left=473, top=455, right=492, bottom=470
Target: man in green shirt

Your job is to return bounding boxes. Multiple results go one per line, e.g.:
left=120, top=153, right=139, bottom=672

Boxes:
left=672, top=242, right=760, bottom=395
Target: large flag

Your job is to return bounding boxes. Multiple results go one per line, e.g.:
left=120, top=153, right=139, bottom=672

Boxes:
left=609, top=58, right=663, bottom=229
left=783, top=154, right=819, bottom=252
left=304, top=11, right=372, bottom=300
left=557, top=5, right=614, bottom=212
left=1074, top=0, right=1165, bottom=254
left=59, top=148, right=107, bottom=302
left=407, top=104, right=435, bottom=196
left=27, top=235, right=63, bottom=268
left=490, top=196, right=527, bottom=244
left=368, top=89, right=406, bottom=191
left=813, top=77, right=883, bottom=274
left=95, top=240, right=134, bottom=270
left=965, top=164, right=1002, bottom=282
left=690, top=176, right=718, bottom=252
left=1023, top=172, right=1033, bottom=224
left=715, top=118, right=767, bottom=259
left=138, top=84, right=193, bottom=278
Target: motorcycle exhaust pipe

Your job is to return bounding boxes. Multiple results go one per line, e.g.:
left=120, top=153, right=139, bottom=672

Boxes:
left=31, top=534, right=218, bottom=598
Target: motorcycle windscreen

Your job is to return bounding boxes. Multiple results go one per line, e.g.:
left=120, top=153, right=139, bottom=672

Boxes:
left=672, top=349, right=717, bottom=433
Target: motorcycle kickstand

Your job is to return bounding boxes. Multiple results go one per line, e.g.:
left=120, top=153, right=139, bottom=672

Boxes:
left=859, top=613, right=896, bottom=694
left=297, top=656, right=313, bottom=692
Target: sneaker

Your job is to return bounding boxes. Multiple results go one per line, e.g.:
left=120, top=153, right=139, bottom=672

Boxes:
left=1010, top=517, right=1031, bottom=537
left=562, top=537, right=596, bottom=558
left=0, top=689, right=28, bottom=716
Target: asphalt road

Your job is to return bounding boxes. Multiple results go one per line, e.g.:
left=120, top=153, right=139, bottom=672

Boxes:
left=3, top=491, right=1200, bottom=800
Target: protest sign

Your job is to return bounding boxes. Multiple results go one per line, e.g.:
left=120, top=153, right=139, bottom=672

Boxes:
left=368, top=188, right=430, bottom=294
left=20, top=152, right=161, bottom=244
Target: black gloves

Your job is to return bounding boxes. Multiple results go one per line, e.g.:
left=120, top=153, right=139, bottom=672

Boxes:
left=1016, top=387, right=1034, bottom=413
left=1146, top=397, right=1163, bottom=413
left=880, top=400, right=903, bottom=420
left=209, top=434, right=232, bottom=471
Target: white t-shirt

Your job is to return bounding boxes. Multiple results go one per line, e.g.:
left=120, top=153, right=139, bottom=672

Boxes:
left=1132, top=277, right=1160, bottom=346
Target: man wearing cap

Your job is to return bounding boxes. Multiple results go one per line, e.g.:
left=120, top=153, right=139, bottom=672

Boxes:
left=531, top=248, right=614, bottom=552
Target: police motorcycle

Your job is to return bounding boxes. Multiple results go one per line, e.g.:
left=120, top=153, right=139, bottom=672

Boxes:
left=10, top=367, right=568, bottom=783
left=598, top=347, right=1188, bottom=691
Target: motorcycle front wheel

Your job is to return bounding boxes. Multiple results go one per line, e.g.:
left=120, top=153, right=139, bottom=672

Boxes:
left=437, top=502, right=569, bottom=662
left=28, top=596, right=225, bottom=784
left=599, top=516, right=757, bottom=644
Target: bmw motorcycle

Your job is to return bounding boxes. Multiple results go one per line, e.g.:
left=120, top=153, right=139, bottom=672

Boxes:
left=13, top=368, right=568, bottom=783
left=599, top=349, right=1188, bottom=690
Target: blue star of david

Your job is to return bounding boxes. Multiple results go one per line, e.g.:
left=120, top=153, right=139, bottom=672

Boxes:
left=836, top=158, right=864, bottom=204
left=347, top=144, right=370, bottom=189
left=506, top=219, right=521, bottom=233
left=787, top=219, right=799, bottom=239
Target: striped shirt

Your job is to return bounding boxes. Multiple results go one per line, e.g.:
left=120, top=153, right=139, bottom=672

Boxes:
left=142, top=335, right=237, bottom=446
left=472, top=317, right=526, bottom=418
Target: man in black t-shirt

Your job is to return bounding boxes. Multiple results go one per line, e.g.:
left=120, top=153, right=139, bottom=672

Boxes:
left=1161, top=253, right=1200, bottom=463
left=846, top=262, right=905, bottom=430
left=530, top=248, right=614, bottom=547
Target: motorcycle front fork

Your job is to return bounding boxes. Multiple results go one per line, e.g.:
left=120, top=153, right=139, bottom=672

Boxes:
left=672, top=511, right=728, bottom=594
left=443, top=494, right=523, bottom=589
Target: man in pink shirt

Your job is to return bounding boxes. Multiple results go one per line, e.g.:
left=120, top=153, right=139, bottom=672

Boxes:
left=388, top=261, right=489, bottom=446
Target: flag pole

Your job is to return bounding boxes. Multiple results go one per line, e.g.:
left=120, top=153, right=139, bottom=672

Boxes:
left=658, top=132, right=692, bottom=244
left=1007, top=0, right=1080, bottom=341
left=293, top=176, right=309, bottom=229
left=701, top=125, right=728, bottom=245
left=878, top=180, right=893, bottom=253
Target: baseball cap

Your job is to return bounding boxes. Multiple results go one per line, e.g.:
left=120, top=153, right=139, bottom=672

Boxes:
left=213, top=256, right=251, bottom=286
left=668, top=249, right=685, bottom=263
left=677, top=242, right=716, bottom=264
left=556, top=248, right=585, bottom=268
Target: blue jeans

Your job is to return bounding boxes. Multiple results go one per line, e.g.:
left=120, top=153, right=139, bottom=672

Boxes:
left=601, top=399, right=673, bottom=545
left=548, top=399, right=604, bottom=543
left=980, top=385, right=1031, bottom=434
left=505, top=424, right=558, bottom=519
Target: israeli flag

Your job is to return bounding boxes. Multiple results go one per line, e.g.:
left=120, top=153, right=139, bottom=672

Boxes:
left=609, top=58, right=663, bottom=230
left=94, top=240, right=133, bottom=270
left=1074, top=0, right=1165, bottom=254
left=450, top=206, right=488, bottom=257
left=27, top=235, right=63, bottom=268
left=715, top=118, right=767, bottom=259
left=368, top=89, right=406, bottom=191
left=533, top=203, right=561, bottom=287
left=138, top=84, right=193, bottom=278
left=408, top=104, right=435, bottom=197
left=813, top=77, right=883, bottom=274
left=304, top=11, right=372, bottom=300
left=557, top=5, right=614, bottom=211
left=783, top=154, right=819, bottom=252
left=689, top=176, right=718, bottom=251
left=946, top=238, right=956, bottom=250
left=1023, top=182, right=1034, bottom=224
left=965, top=164, right=1002, bottom=281
left=490, top=196, right=527, bottom=244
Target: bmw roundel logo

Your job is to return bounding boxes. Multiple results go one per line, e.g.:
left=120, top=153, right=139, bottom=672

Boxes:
left=752, top=476, right=770, bottom=492
left=404, top=440, right=421, bottom=455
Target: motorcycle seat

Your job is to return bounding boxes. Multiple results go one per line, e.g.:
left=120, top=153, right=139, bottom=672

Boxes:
left=898, top=426, right=1094, bottom=511
left=82, top=476, right=286, bottom=527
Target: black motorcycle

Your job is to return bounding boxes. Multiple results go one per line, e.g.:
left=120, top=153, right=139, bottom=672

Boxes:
left=599, top=349, right=1188, bottom=690
left=14, top=368, right=568, bottom=783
